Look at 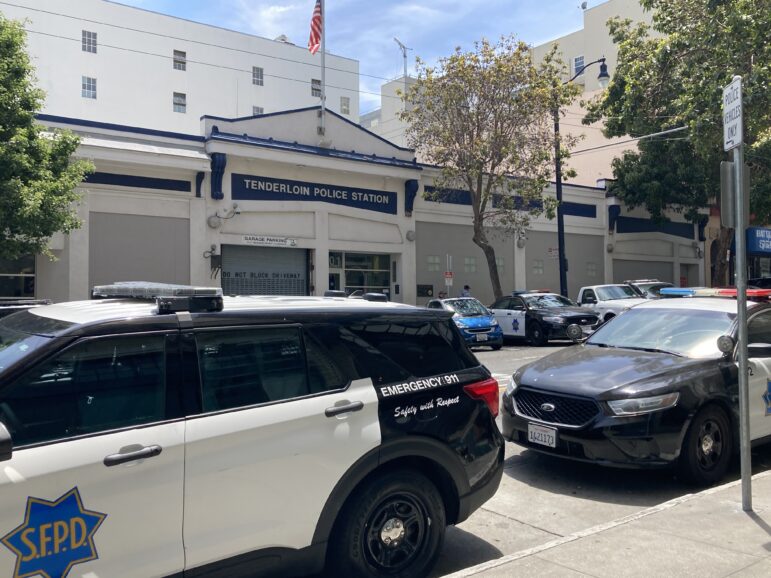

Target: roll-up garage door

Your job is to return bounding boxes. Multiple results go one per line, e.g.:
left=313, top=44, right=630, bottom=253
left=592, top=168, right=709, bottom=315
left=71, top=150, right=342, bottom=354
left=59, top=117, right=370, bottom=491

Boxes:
left=221, top=245, right=308, bottom=295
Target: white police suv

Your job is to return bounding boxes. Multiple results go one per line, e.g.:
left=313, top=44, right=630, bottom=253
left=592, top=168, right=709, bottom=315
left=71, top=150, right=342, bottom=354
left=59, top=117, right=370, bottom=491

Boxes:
left=0, top=283, right=503, bottom=578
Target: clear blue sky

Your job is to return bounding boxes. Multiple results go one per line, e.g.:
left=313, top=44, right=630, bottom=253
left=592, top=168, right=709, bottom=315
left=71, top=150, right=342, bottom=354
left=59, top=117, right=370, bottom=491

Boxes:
left=116, top=0, right=601, bottom=114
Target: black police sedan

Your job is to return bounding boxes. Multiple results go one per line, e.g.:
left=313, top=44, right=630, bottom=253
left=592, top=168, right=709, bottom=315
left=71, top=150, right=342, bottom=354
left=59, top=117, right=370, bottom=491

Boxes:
left=490, top=292, right=600, bottom=346
left=501, top=296, right=771, bottom=485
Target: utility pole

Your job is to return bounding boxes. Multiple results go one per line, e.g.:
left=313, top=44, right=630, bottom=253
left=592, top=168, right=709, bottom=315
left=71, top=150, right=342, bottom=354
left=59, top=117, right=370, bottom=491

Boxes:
left=393, top=37, right=411, bottom=110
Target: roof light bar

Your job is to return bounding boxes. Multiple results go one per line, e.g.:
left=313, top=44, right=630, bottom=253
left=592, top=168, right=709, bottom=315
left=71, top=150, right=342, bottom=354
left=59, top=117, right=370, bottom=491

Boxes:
left=659, top=287, right=771, bottom=301
left=92, top=282, right=224, bottom=313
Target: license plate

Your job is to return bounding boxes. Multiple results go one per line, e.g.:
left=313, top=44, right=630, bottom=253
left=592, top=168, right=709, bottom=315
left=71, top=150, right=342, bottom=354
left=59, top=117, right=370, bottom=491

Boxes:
left=528, top=423, right=557, bottom=448
left=476, top=333, right=488, bottom=342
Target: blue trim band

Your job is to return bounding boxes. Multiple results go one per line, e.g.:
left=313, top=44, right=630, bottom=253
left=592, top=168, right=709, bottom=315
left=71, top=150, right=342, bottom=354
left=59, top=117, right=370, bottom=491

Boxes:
left=85, top=172, right=192, bottom=192
left=616, top=216, right=694, bottom=239
left=36, top=114, right=204, bottom=142
left=562, top=201, right=597, bottom=218
left=208, top=132, right=420, bottom=171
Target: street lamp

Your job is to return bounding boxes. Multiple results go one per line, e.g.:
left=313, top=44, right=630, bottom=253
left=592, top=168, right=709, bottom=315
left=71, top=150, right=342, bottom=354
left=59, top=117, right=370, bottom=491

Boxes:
left=554, top=57, right=610, bottom=297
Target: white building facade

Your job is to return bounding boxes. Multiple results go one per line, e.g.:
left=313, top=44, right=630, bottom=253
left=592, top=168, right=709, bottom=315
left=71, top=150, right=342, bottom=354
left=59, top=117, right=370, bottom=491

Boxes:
left=1, top=0, right=359, bottom=133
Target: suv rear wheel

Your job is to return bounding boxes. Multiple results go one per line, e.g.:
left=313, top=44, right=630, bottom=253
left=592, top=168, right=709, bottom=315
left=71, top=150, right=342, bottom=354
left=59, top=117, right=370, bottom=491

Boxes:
left=329, top=469, right=446, bottom=578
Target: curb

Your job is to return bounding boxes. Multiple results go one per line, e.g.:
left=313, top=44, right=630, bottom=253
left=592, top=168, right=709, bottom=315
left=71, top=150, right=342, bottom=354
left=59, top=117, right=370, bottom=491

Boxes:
left=442, top=469, right=771, bottom=577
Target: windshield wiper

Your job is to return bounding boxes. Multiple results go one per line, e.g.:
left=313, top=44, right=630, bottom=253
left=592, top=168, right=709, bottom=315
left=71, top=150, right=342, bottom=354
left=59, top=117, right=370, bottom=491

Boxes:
left=588, top=342, right=617, bottom=348
left=622, top=346, right=684, bottom=357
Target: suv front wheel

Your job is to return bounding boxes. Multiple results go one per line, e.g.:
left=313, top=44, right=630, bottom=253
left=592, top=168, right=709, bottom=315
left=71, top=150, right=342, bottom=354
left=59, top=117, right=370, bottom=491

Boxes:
left=329, top=469, right=446, bottom=578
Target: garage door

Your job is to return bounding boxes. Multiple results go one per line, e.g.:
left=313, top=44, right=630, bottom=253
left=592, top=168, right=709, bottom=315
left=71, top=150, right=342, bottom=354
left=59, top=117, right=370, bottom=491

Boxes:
left=221, top=245, right=308, bottom=296
left=613, top=260, right=673, bottom=284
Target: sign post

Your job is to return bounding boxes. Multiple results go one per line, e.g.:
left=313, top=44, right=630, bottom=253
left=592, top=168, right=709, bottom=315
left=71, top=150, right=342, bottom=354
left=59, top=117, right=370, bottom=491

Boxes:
left=445, top=255, right=454, bottom=293
left=724, top=75, right=751, bottom=512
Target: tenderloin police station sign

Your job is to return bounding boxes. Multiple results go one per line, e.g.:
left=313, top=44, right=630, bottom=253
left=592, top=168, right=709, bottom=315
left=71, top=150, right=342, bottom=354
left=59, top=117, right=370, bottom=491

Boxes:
left=232, top=174, right=397, bottom=215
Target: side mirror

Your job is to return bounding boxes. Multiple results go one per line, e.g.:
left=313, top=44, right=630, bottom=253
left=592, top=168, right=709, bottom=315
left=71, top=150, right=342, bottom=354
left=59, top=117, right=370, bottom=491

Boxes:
left=584, top=297, right=597, bottom=305
left=748, top=342, right=771, bottom=358
left=716, top=335, right=735, bottom=354
left=0, top=421, right=12, bottom=462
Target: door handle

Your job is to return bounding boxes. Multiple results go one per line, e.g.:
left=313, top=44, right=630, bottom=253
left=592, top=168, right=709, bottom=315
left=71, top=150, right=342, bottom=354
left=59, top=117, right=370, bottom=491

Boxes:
left=325, top=401, right=364, bottom=417
left=104, top=445, right=162, bottom=467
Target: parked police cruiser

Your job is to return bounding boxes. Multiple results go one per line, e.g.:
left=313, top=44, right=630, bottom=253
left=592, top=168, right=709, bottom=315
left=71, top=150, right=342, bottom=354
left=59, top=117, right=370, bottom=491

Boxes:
left=502, top=291, right=771, bottom=486
left=0, top=282, right=503, bottom=578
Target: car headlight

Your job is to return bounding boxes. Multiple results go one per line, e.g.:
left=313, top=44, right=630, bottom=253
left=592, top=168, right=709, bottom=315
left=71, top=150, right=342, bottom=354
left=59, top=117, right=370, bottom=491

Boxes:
left=454, top=319, right=466, bottom=328
left=505, top=370, right=521, bottom=396
left=606, top=392, right=679, bottom=416
left=542, top=316, right=566, bottom=324
left=490, top=319, right=499, bottom=327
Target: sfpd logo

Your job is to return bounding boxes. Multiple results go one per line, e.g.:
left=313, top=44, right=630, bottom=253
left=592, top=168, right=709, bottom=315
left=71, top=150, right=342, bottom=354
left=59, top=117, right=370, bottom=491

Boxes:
left=1, top=487, right=106, bottom=578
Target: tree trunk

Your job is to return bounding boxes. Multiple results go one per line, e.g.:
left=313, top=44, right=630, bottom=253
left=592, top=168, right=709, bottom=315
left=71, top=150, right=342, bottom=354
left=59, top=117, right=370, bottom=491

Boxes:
left=472, top=223, right=502, bottom=300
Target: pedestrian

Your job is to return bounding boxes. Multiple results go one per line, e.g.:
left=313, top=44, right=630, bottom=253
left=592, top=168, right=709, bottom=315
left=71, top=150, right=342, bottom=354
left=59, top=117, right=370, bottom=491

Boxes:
left=460, top=284, right=471, bottom=297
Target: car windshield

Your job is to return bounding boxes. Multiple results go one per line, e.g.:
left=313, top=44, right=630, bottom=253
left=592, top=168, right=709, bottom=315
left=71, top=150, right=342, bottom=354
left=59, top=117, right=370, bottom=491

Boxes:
left=523, top=294, right=575, bottom=309
left=586, top=307, right=735, bottom=359
left=0, top=322, right=50, bottom=373
left=595, top=285, right=639, bottom=300
left=444, top=299, right=489, bottom=316
left=639, top=283, right=672, bottom=297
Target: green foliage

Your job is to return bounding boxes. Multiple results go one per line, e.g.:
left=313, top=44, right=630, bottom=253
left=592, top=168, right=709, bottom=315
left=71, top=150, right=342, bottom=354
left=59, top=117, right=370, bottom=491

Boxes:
left=0, top=15, right=93, bottom=259
left=400, top=36, right=577, bottom=297
left=585, top=0, right=771, bottom=225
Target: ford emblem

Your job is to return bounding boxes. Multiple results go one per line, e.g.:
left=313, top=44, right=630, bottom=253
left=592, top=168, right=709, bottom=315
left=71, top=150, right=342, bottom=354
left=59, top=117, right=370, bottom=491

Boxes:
left=540, top=403, right=556, bottom=412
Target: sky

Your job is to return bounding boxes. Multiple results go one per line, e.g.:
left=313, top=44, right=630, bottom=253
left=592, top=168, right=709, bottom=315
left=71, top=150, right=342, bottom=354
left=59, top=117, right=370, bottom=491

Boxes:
left=115, top=0, right=601, bottom=115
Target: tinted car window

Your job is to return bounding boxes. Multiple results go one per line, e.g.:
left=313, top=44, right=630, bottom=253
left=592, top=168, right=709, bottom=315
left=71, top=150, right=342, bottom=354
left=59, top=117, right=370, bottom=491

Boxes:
left=197, top=327, right=309, bottom=411
left=1, top=335, right=166, bottom=446
left=749, top=310, right=771, bottom=344
left=345, top=319, right=477, bottom=378
left=304, top=332, right=348, bottom=393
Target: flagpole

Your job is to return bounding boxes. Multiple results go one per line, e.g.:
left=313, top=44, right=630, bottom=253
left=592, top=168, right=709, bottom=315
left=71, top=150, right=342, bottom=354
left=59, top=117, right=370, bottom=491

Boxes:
left=320, top=0, right=326, bottom=137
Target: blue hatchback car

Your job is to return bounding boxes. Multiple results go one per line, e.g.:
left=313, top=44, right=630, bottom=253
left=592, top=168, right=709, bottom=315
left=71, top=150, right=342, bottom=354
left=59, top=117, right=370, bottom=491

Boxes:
left=426, top=297, right=504, bottom=350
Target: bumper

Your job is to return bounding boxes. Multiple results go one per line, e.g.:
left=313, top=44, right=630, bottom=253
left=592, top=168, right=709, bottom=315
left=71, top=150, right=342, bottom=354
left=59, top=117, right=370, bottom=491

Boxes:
left=501, top=393, right=689, bottom=468
left=460, top=327, right=504, bottom=347
left=457, top=443, right=504, bottom=523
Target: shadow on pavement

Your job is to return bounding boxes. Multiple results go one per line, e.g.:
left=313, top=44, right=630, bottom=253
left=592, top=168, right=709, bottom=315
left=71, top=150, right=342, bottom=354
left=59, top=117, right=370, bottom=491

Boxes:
left=431, top=525, right=502, bottom=577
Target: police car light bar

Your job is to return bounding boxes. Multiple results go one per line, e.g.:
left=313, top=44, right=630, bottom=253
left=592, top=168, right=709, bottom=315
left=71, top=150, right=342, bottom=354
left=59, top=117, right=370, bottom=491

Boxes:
left=659, top=287, right=771, bottom=301
left=92, top=282, right=224, bottom=313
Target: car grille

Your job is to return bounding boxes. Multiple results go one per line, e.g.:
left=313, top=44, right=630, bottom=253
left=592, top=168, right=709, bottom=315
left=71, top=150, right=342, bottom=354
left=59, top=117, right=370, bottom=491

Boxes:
left=466, top=327, right=492, bottom=333
left=513, top=388, right=599, bottom=428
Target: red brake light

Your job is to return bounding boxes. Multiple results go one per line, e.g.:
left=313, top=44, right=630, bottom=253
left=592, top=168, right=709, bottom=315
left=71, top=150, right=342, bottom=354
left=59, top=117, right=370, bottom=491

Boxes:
left=463, top=377, right=500, bottom=417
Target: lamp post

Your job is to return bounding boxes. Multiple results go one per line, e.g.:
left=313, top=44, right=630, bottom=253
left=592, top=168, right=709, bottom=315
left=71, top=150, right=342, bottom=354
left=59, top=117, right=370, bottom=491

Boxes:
left=554, top=57, right=610, bottom=297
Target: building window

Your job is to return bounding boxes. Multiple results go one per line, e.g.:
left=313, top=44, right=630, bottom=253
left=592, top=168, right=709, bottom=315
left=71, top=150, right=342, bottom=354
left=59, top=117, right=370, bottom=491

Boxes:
left=311, top=78, right=322, bottom=97
left=252, top=106, right=264, bottom=116
left=82, top=30, right=97, bottom=53
left=464, top=257, right=476, bottom=273
left=496, top=257, right=504, bottom=273
left=252, top=66, right=264, bottom=86
left=573, top=55, right=585, bottom=77
left=81, top=76, right=97, bottom=99
left=340, top=96, right=350, bottom=115
left=173, top=50, right=186, bottom=71
left=427, top=255, right=440, bottom=272
left=173, top=92, right=186, bottom=113
left=0, top=255, right=35, bottom=298
left=532, top=259, right=544, bottom=275
left=587, top=261, right=597, bottom=277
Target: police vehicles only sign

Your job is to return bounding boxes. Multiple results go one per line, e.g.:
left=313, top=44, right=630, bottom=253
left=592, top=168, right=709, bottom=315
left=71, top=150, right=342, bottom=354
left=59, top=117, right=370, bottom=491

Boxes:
left=723, top=76, right=742, bottom=151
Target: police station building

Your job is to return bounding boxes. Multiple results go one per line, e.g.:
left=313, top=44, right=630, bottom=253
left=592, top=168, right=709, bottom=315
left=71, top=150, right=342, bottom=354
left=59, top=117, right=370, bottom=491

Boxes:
left=27, top=106, right=710, bottom=307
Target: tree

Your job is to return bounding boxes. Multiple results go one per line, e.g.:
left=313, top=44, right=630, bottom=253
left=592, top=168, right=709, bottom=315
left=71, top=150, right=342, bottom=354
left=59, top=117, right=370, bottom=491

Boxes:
left=400, top=36, right=579, bottom=299
left=0, top=14, right=92, bottom=260
left=584, top=0, right=771, bottom=285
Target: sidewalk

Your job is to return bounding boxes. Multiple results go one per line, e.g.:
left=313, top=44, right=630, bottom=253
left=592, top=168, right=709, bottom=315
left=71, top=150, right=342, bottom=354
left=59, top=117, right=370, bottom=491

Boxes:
left=446, top=470, right=771, bottom=577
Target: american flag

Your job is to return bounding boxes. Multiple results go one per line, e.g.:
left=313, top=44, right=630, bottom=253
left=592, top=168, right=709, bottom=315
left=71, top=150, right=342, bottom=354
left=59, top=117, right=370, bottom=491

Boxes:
left=308, top=0, right=322, bottom=54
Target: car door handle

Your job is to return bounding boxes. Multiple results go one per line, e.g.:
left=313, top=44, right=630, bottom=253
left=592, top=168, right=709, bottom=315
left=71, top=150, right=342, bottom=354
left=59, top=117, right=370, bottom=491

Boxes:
left=104, top=445, right=162, bottom=467
left=325, top=401, right=364, bottom=417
